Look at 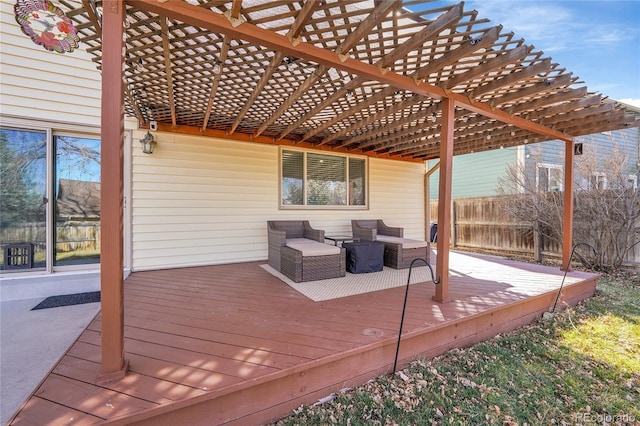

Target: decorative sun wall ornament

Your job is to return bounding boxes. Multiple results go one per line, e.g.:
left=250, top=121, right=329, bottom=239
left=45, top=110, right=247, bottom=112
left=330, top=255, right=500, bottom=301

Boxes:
left=14, top=0, right=79, bottom=53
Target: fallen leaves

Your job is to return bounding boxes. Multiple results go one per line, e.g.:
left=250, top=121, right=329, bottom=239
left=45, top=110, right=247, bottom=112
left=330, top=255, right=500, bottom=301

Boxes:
left=272, top=276, right=640, bottom=426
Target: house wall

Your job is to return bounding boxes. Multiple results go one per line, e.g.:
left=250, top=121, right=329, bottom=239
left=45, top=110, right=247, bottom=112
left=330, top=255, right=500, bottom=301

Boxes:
left=427, top=148, right=517, bottom=198
left=574, top=129, right=640, bottom=179
left=428, top=126, right=640, bottom=199
left=0, top=1, right=101, bottom=124
left=130, top=130, right=427, bottom=271
left=0, top=0, right=428, bottom=274
left=525, top=129, right=639, bottom=169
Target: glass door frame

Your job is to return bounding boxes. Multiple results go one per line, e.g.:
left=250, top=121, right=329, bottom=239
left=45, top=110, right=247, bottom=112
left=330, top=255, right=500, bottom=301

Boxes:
left=52, top=129, right=103, bottom=272
left=0, top=116, right=128, bottom=276
left=0, top=121, right=51, bottom=274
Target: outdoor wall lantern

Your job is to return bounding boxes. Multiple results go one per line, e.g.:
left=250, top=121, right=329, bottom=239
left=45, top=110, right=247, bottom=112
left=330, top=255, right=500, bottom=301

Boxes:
left=140, top=131, right=156, bottom=154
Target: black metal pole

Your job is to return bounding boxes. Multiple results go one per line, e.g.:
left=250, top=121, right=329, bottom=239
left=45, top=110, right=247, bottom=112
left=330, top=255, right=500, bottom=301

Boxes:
left=552, top=242, right=597, bottom=312
left=393, top=257, right=439, bottom=374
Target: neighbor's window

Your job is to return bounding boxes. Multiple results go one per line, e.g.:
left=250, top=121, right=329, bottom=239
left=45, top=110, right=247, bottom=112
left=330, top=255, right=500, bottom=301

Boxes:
left=281, top=149, right=367, bottom=208
left=537, top=164, right=563, bottom=192
left=589, top=173, right=607, bottom=190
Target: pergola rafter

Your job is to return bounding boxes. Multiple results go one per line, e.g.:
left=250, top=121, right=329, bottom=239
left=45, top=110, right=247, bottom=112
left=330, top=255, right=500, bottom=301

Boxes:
left=57, top=0, right=637, bottom=157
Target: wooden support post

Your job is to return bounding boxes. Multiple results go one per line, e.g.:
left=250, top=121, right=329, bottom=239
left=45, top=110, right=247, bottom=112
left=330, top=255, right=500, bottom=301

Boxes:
left=98, top=0, right=128, bottom=384
left=561, top=139, right=575, bottom=271
left=434, top=97, right=455, bottom=303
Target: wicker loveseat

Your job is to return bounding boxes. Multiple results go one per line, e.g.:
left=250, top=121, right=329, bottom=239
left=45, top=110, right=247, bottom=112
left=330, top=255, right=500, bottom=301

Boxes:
left=267, top=220, right=346, bottom=283
left=351, top=219, right=429, bottom=269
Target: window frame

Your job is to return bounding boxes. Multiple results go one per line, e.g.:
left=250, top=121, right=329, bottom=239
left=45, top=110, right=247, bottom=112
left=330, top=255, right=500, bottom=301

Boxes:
left=588, top=172, right=607, bottom=190
left=279, top=147, right=368, bottom=210
left=536, top=162, right=563, bottom=192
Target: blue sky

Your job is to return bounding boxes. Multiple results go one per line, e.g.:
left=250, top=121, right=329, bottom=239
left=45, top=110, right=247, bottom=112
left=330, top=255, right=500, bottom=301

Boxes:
left=434, top=0, right=640, bottom=108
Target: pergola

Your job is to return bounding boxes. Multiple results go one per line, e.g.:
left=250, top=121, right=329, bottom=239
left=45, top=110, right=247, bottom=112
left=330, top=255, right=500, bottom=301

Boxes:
left=56, top=0, right=638, bottom=381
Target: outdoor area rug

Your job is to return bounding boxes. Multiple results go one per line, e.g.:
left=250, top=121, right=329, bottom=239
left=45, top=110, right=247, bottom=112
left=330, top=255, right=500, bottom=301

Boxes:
left=31, top=291, right=101, bottom=311
left=260, top=264, right=435, bottom=302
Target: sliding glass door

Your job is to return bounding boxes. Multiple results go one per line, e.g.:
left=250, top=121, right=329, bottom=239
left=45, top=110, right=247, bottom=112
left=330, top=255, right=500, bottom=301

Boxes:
left=1, top=126, right=101, bottom=273
left=54, top=135, right=101, bottom=267
left=0, top=128, right=47, bottom=271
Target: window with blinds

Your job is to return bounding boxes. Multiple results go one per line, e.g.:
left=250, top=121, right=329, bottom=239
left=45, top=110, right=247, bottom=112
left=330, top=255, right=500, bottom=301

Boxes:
left=281, top=149, right=367, bottom=208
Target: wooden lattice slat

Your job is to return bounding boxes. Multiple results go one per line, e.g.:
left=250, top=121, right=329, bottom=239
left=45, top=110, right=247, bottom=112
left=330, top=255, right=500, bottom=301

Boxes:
left=53, top=0, right=639, bottom=160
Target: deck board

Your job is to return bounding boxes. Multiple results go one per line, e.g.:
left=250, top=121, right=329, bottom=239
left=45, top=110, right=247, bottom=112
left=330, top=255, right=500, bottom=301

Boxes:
left=8, top=251, right=598, bottom=425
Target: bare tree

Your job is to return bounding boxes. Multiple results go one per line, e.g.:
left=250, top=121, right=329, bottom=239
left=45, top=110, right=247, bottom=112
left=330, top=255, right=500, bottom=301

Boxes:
left=498, top=135, right=639, bottom=272
left=1, top=131, right=100, bottom=228
left=572, top=138, right=640, bottom=271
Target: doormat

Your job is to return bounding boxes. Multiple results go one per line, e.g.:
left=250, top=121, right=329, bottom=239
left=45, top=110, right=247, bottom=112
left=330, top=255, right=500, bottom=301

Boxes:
left=31, top=291, right=101, bottom=310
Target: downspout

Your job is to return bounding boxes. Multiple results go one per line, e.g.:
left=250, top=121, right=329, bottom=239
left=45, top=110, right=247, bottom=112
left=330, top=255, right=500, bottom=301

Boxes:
left=425, top=161, right=440, bottom=242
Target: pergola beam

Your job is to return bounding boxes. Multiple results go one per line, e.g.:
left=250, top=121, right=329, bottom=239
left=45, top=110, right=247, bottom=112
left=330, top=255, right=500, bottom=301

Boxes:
left=249, top=0, right=324, bottom=136
left=376, top=2, right=465, bottom=72
left=286, top=0, right=322, bottom=43
left=304, top=86, right=397, bottom=143
left=255, top=64, right=328, bottom=137
left=471, top=58, right=551, bottom=99
left=352, top=104, right=439, bottom=149
left=201, top=37, right=230, bottom=133
left=524, top=94, right=601, bottom=120
left=332, top=96, right=426, bottom=148
left=336, top=0, right=401, bottom=58
left=492, top=73, right=575, bottom=108
left=160, top=17, right=177, bottom=128
left=539, top=103, right=615, bottom=127
left=510, top=86, right=588, bottom=114
left=132, top=0, right=574, bottom=143
left=277, top=76, right=364, bottom=141
left=413, top=25, right=503, bottom=82
left=230, top=51, right=285, bottom=135
left=442, top=43, right=531, bottom=90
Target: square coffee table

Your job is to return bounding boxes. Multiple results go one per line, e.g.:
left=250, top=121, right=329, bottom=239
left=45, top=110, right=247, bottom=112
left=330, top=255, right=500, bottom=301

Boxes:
left=325, top=235, right=358, bottom=246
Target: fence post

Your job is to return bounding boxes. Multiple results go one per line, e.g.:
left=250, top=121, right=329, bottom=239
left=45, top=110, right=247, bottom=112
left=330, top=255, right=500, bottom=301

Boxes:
left=533, top=221, right=541, bottom=262
left=451, top=200, right=456, bottom=248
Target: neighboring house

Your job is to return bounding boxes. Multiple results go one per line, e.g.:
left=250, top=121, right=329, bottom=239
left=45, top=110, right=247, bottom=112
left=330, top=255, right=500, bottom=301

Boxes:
left=428, top=116, right=640, bottom=198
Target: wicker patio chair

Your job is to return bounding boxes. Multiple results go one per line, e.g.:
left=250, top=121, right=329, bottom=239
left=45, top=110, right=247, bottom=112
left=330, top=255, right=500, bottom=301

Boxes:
left=267, top=220, right=346, bottom=283
left=351, top=219, right=429, bottom=269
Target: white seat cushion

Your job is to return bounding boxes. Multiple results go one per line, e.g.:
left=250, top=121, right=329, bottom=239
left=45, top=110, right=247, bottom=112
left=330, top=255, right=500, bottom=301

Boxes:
left=286, top=238, right=341, bottom=256
left=376, top=235, right=428, bottom=249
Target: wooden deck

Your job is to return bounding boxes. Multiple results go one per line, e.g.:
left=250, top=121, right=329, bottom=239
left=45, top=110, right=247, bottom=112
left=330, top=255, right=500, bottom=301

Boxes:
left=9, top=250, right=598, bottom=425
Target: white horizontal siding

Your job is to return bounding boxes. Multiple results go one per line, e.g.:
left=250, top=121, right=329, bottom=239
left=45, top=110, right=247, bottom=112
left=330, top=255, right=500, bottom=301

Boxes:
left=366, top=158, right=426, bottom=239
left=131, top=132, right=274, bottom=270
left=131, top=132, right=427, bottom=271
left=0, top=1, right=101, bottom=125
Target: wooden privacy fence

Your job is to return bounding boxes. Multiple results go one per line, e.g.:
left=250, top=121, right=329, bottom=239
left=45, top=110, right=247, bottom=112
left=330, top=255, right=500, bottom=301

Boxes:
left=429, top=196, right=639, bottom=268
left=1, top=221, right=100, bottom=254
